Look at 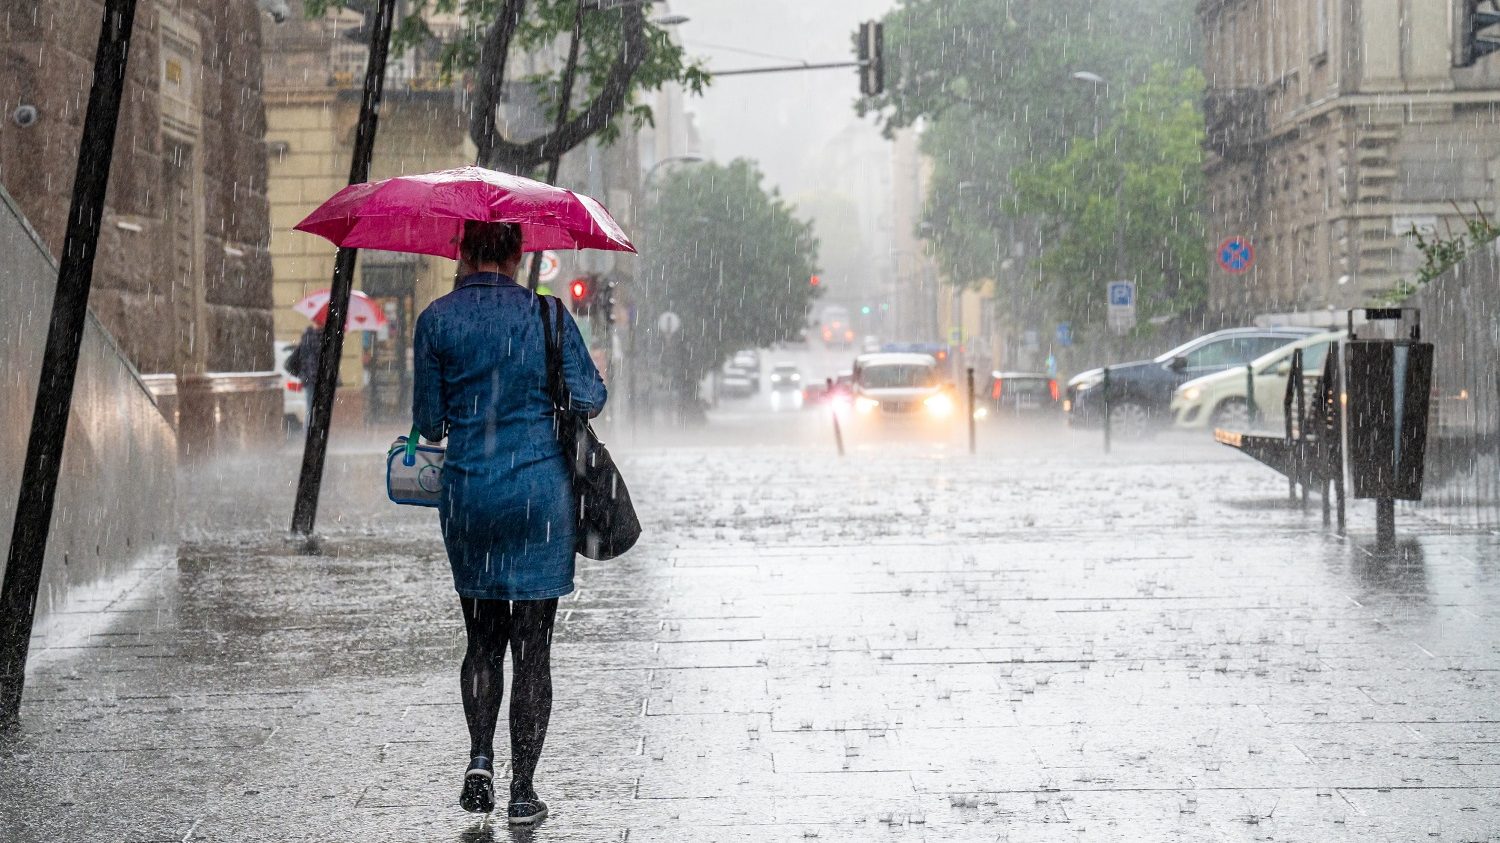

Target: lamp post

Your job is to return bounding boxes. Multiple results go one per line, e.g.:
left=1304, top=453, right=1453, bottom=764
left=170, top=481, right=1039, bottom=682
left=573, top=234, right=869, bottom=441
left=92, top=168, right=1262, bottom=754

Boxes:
left=1071, top=70, right=1124, bottom=285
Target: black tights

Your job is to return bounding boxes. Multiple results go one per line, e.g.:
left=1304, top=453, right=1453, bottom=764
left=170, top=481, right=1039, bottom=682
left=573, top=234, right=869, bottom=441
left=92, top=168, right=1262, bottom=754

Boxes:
left=459, top=596, right=558, bottom=800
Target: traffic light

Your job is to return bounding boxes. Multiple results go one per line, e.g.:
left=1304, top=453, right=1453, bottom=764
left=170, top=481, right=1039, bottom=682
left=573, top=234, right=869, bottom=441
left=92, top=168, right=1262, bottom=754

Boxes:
left=1455, top=0, right=1500, bottom=67
left=858, top=21, right=884, bottom=96
left=810, top=274, right=821, bottom=287
left=569, top=277, right=592, bottom=317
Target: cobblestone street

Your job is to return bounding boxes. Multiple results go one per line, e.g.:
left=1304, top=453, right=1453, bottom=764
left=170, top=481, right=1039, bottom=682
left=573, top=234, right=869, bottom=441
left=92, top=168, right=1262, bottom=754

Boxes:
left=3, top=422, right=1499, bottom=841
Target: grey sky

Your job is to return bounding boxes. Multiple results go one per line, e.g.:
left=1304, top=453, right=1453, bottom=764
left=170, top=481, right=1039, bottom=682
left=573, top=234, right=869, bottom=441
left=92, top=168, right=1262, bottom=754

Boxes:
left=667, top=0, right=895, bottom=197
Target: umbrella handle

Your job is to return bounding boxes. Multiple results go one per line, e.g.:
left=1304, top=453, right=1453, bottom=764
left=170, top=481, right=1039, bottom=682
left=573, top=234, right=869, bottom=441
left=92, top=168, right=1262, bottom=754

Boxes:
left=404, top=424, right=419, bottom=466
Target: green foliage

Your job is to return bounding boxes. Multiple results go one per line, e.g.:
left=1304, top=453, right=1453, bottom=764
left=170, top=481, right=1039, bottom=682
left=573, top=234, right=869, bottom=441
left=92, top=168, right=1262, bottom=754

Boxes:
left=861, top=0, right=1198, bottom=147
left=641, top=160, right=821, bottom=395
left=1382, top=203, right=1500, bottom=302
left=304, top=0, right=709, bottom=148
left=1011, top=64, right=1209, bottom=329
left=857, top=0, right=1204, bottom=338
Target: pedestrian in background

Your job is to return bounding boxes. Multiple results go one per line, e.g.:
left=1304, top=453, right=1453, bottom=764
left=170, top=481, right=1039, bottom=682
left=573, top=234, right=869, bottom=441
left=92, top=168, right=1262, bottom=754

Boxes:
left=411, top=219, right=606, bottom=825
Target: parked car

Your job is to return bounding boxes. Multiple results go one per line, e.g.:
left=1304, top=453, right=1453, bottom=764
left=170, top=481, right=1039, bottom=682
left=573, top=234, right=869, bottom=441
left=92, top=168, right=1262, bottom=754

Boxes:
left=273, top=340, right=306, bottom=432
left=1171, top=331, right=1344, bottom=432
left=981, top=371, right=1061, bottom=420
left=1065, top=327, right=1320, bottom=437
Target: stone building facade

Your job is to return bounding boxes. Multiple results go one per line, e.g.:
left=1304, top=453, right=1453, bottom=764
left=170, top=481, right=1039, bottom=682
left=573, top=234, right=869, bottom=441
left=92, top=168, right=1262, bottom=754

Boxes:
left=0, top=0, right=277, bottom=448
left=1200, top=0, right=1500, bottom=319
left=0, top=0, right=274, bottom=376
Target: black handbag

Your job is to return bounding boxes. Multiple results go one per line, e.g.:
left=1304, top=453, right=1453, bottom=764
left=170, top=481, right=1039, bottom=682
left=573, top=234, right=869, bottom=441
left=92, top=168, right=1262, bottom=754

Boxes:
left=539, top=295, right=642, bottom=560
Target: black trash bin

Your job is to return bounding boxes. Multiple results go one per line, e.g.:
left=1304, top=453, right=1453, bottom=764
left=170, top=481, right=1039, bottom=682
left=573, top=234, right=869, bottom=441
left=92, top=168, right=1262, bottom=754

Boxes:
left=1343, top=308, right=1433, bottom=541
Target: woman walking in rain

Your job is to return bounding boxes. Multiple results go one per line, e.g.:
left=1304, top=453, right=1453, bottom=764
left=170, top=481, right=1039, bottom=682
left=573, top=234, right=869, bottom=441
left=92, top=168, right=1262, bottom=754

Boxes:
left=411, top=220, right=606, bottom=824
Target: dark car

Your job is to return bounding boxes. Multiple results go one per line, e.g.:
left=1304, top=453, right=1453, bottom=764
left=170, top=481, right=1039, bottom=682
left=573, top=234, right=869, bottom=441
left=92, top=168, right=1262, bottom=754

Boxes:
left=981, top=371, right=1060, bottom=420
left=1064, top=327, right=1320, bottom=437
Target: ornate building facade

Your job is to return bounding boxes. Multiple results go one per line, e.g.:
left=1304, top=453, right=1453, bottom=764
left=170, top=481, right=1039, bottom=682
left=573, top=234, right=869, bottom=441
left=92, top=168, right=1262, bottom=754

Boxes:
left=1200, top=0, right=1500, bottom=319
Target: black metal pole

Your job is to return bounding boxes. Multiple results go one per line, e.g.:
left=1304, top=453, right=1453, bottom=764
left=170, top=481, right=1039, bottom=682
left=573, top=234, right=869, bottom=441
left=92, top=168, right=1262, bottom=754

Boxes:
left=829, top=378, right=844, bottom=457
left=527, top=0, right=586, bottom=292
left=0, top=0, right=138, bottom=722
left=290, top=0, right=397, bottom=536
left=1102, top=366, right=1112, bottom=454
left=966, top=366, right=976, bottom=455
left=1245, top=363, right=1257, bottom=428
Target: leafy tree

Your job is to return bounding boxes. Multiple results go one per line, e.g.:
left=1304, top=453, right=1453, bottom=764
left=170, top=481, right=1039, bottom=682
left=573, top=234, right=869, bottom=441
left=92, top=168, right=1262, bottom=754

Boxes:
left=856, top=0, right=1204, bottom=338
left=1011, top=64, right=1209, bottom=329
left=307, top=0, right=709, bottom=172
left=640, top=160, right=820, bottom=407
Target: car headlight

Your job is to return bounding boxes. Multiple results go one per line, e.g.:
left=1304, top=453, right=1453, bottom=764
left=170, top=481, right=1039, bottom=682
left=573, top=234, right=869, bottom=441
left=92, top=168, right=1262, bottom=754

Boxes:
left=791, top=373, right=801, bottom=382
left=972, top=406, right=989, bottom=420
left=924, top=393, right=954, bottom=418
left=854, top=396, right=880, bottom=415
left=1180, top=386, right=1202, bottom=403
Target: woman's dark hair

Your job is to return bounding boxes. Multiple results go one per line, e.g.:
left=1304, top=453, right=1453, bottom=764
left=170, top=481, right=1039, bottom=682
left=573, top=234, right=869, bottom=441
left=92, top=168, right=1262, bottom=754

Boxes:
left=460, top=220, right=523, bottom=266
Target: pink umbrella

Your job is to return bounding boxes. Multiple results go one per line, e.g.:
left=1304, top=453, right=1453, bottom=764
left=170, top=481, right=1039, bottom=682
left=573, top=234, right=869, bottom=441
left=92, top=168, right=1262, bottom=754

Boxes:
left=293, top=165, right=636, bottom=258
left=292, top=289, right=388, bottom=332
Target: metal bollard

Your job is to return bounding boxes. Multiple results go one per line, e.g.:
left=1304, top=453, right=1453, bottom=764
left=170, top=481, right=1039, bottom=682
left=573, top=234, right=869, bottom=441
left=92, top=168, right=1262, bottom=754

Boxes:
left=1102, top=366, right=1112, bottom=454
left=1245, top=363, right=1257, bottom=427
left=828, top=377, right=844, bottom=457
left=966, top=367, right=976, bottom=455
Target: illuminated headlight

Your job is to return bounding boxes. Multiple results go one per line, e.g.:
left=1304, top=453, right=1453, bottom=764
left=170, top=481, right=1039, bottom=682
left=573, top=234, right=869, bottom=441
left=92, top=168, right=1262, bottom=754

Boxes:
left=924, top=393, right=955, bottom=418
left=854, top=396, right=880, bottom=415
left=972, top=406, right=989, bottom=420
left=771, top=374, right=782, bottom=382
left=1180, top=386, right=1202, bottom=403
left=791, top=373, right=801, bottom=382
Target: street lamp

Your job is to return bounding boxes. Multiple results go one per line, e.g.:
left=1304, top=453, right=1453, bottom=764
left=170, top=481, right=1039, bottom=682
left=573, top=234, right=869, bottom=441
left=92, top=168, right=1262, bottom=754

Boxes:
left=1071, top=70, right=1125, bottom=284
left=643, top=153, right=705, bottom=190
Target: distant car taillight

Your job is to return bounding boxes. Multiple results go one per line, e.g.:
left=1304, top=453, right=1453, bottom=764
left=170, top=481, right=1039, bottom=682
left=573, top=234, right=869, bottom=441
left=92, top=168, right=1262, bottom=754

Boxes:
left=1049, top=379, right=1060, bottom=401
left=991, top=380, right=1003, bottom=400
left=287, top=379, right=302, bottom=392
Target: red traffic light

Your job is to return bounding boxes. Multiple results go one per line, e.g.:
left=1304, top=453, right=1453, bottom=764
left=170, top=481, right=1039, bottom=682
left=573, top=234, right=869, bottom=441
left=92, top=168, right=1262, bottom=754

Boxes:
left=569, top=278, right=589, bottom=300
left=809, top=274, right=821, bottom=287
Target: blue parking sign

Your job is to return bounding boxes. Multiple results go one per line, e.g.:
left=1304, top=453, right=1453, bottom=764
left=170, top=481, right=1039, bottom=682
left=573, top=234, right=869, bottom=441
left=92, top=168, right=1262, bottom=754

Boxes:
left=1108, top=281, right=1134, bottom=307
left=1056, top=322, right=1073, bottom=347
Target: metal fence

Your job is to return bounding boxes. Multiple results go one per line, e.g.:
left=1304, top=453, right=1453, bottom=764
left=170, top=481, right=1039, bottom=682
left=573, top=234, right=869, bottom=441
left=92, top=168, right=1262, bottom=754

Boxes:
left=1406, top=245, right=1500, bottom=528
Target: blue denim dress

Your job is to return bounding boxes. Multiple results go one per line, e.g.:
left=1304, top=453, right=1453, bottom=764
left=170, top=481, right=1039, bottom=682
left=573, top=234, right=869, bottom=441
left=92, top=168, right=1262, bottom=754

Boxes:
left=412, top=273, right=606, bottom=600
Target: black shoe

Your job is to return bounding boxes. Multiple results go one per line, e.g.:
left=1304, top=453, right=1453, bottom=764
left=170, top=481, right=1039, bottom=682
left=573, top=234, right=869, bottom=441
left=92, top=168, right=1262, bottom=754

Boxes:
left=459, top=757, right=495, bottom=814
left=507, top=797, right=548, bottom=826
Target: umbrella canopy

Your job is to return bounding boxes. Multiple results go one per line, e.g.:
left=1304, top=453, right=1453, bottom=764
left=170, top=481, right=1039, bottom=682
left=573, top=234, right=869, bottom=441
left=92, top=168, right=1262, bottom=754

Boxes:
left=292, top=289, right=388, bottom=332
left=293, top=165, right=636, bottom=259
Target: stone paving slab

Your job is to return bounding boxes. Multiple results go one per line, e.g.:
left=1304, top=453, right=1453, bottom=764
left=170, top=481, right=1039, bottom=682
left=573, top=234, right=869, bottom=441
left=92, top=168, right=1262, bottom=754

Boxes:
left=3, top=430, right=1500, bottom=841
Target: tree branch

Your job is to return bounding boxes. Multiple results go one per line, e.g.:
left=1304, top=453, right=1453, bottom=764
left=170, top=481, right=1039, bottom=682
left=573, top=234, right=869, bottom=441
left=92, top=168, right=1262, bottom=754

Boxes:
left=477, top=6, right=649, bottom=171
left=469, top=0, right=529, bottom=167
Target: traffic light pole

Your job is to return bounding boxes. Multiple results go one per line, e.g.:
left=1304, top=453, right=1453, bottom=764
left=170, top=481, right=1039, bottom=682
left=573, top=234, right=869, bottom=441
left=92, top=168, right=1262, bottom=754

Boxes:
left=0, top=0, right=138, bottom=722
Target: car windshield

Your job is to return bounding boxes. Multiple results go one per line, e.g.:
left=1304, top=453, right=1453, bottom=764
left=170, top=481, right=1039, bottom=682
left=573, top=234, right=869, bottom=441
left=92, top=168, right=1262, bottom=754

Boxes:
left=861, top=364, right=937, bottom=389
left=1255, top=338, right=1335, bottom=374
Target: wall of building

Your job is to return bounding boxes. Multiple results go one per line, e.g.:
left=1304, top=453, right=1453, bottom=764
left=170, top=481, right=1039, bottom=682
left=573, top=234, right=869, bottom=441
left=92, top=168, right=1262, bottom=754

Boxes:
left=0, top=0, right=274, bottom=378
left=1200, top=0, right=1500, bottom=319
left=0, top=186, right=177, bottom=628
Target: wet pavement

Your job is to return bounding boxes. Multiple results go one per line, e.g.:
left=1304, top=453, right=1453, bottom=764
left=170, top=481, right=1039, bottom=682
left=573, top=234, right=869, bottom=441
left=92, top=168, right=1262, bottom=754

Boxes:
left=3, top=416, right=1500, bottom=841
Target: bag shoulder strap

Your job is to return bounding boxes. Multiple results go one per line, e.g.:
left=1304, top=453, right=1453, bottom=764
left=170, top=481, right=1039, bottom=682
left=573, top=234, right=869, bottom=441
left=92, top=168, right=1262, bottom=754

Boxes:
left=537, top=294, right=569, bottom=410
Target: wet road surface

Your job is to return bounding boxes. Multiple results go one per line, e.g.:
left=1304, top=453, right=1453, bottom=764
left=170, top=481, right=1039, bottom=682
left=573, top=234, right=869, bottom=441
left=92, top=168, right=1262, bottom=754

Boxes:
left=3, top=413, right=1499, bottom=841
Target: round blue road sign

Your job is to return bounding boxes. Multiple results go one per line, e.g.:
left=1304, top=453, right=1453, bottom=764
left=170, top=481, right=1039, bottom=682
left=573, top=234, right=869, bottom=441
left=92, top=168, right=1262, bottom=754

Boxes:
left=1217, top=237, right=1254, bottom=274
